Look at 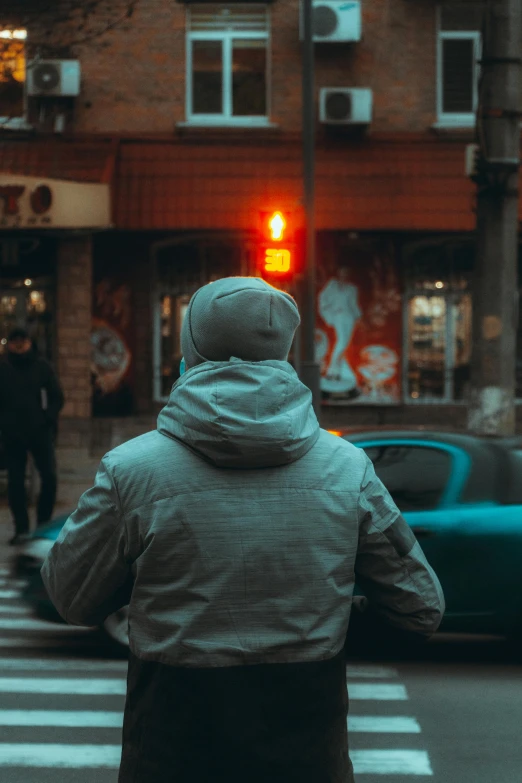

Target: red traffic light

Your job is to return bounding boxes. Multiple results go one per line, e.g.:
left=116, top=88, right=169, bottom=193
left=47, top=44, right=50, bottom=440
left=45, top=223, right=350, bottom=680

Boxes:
left=268, top=211, right=286, bottom=241
left=257, top=208, right=301, bottom=280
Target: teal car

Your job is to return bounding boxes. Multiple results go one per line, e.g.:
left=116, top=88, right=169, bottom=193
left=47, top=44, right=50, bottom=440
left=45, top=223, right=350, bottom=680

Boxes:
left=13, top=430, right=522, bottom=649
left=344, top=430, right=522, bottom=637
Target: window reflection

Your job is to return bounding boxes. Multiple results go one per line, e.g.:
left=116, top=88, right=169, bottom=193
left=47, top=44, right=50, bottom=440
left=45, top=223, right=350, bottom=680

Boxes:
left=192, top=40, right=223, bottom=114
left=0, top=28, right=26, bottom=118
left=408, top=292, right=471, bottom=402
left=232, top=39, right=266, bottom=116
left=160, top=294, right=190, bottom=397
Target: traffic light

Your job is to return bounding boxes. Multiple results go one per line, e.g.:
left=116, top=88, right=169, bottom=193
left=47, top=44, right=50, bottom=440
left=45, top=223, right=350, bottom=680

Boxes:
left=257, top=209, right=300, bottom=281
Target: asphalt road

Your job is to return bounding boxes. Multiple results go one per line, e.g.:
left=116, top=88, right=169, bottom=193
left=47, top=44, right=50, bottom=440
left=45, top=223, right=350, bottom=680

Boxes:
left=1, top=558, right=522, bottom=782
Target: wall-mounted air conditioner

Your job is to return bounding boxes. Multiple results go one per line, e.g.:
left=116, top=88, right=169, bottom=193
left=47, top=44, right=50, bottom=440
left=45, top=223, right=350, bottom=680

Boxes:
left=300, top=0, right=362, bottom=43
left=320, top=87, right=372, bottom=125
left=27, top=60, right=81, bottom=97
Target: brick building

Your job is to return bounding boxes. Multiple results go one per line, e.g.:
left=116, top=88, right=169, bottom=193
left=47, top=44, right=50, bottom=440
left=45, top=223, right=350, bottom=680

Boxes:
left=0, top=0, right=521, bottom=454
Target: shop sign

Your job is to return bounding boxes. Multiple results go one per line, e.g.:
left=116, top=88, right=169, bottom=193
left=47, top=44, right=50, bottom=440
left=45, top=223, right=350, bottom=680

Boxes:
left=0, top=174, right=111, bottom=229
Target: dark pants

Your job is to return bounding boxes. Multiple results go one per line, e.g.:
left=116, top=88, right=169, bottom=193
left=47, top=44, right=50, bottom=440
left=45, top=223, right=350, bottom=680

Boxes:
left=119, top=649, right=355, bottom=783
left=5, top=432, right=58, bottom=535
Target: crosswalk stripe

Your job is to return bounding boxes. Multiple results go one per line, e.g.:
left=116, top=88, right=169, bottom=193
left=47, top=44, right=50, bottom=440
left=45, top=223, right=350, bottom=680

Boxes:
left=0, top=590, right=18, bottom=600
left=348, top=683, right=408, bottom=700
left=348, top=716, right=421, bottom=733
left=0, top=743, right=121, bottom=768
left=0, top=658, right=127, bottom=672
left=351, top=749, right=433, bottom=775
left=0, top=636, right=98, bottom=649
left=0, top=618, right=95, bottom=632
left=0, top=579, right=26, bottom=589
left=0, top=678, right=127, bottom=695
left=346, top=665, right=398, bottom=679
left=0, top=605, right=32, bottom=616
left=0, top=710, right=124, bottom=727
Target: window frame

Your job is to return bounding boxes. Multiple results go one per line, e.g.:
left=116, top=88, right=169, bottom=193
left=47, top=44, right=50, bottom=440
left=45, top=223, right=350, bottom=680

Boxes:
left=356, top=439, right=470, bottom=511
left=185, top=6, right=272, bottom=127
left=0, top=28, right=30, bottom=129
left=403, top=288, right=470, bottom=405
left=436, top=7, right=481, bottom=128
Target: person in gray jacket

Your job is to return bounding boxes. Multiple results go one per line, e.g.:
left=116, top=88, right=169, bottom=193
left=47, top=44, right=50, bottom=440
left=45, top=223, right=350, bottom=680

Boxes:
left=41, top=276, right=444, bottom=783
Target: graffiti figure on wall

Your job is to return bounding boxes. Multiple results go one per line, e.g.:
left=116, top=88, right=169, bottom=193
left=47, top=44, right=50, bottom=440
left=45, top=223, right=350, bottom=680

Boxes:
left=317, top=265, right=362, bottom=397
left=316, top=239, right=402, bottom=404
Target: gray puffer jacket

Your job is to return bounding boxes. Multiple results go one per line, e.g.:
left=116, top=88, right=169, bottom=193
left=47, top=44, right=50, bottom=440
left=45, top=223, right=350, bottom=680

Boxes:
left=41, top=358, right=444, bottom=782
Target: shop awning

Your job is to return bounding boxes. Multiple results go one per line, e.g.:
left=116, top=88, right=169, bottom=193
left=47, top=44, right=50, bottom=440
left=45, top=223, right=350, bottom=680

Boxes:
left=0, top=139, right=116, bottom=184
left=114, top=137, right=479, bottom=233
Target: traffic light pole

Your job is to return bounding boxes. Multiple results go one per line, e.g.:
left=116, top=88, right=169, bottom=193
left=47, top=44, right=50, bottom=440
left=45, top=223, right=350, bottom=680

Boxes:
left=468, top=0, right=522, bottom=435
left=300, top=0, right=322, bottom=418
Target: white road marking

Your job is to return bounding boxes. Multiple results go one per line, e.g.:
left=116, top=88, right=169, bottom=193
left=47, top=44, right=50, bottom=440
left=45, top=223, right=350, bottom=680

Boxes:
left=351, top=749, right=432, bottom=775
left=346, top=665, right=398, bottom=679
left=0, top=658, right=127, bottom=672
left=0, top=567, right=12, bottom=577
left=0, top=678, right=126, bottom=695
left=0, top=743, right=122, bottom=768
left=0, top=578, right=26, bottom=589
left=0, top=710, right=123, bottom=727
left=0, top=605, right=32, bottom=616
left=0, top=636, right=97, bottom=649
left=348, top=715, right=421, bottom=733
left=0, top=618, right=95, bottom=632
left=348, top=683, right=409, bottom=700
left=0, top=590, right=19, bottom=600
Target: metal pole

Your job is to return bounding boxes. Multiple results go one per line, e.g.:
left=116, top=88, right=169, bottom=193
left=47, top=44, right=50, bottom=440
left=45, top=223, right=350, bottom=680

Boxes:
left=300, top=0, right=322, bottom=418
left=468, top=0, right=522, bottom=435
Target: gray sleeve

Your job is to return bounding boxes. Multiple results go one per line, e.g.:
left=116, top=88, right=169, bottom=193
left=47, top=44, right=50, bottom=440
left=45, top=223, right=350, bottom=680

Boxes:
left=41, top=456, right=135, bottom=627
left=354, top=452, right=445, bottom=637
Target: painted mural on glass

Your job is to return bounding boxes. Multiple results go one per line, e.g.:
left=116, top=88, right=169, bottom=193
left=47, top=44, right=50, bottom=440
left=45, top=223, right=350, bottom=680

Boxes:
left=316, top=237, right=402, bottom=403
left=91, top=279, right=134, bottom=416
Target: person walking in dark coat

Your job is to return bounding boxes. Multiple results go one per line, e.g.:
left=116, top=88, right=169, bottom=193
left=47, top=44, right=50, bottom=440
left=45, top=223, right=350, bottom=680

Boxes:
left=0, top=327, right=64, bottom=545
left=42, top=277, right=444, bottom=783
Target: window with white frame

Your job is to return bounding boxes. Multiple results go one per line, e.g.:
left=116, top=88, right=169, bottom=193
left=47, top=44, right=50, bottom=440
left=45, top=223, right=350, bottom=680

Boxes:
left=186, top=4, right=269, bottom=125
left=404, top=241, right=473, bottom=404
left=437, top=4, right=483, bottom=127
left=0, top=28, right=27, bottom=124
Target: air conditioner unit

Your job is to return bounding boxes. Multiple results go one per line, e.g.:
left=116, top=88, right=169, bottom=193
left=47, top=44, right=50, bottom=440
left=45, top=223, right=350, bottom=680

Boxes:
left=320, top=87, right=372, bottom=125
left=300, top=0, right=362, bottom=43
left=26, top=60, right=81, bottom=97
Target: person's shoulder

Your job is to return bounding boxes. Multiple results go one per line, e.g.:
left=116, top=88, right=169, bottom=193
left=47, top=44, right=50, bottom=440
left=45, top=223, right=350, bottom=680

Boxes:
left=316, top=429, right=367, bottom=464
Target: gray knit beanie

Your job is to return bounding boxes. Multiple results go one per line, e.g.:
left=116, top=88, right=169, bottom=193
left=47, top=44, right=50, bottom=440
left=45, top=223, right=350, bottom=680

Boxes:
left=181, top=277, right=301, bottom=368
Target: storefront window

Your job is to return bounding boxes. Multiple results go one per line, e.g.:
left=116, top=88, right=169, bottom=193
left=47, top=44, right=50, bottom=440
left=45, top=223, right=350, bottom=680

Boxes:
left=159, top=294, right=191, bottom=398
left=0, top=28, right=26, bottom=120
left=153, top=241, right=242, bottom=402
left=407, top=290, right=471, bottom=401
left=405, top=241, right=472, bottom=403
left=0, top=280, right=54, bottom=360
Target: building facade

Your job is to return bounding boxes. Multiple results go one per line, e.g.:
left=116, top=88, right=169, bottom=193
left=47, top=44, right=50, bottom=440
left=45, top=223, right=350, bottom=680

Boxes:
left=0, top=0, right=521, bottom=452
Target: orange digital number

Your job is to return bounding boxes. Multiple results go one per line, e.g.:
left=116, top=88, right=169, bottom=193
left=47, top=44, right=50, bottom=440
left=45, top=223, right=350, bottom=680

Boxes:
left=264, top=248, right=291, bottom=273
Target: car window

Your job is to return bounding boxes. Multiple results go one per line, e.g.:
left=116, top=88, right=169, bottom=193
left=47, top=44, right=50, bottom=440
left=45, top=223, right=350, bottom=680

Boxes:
left=507, top=449, right=522, bottom=504
left=361, top=444, right=452, bottom=512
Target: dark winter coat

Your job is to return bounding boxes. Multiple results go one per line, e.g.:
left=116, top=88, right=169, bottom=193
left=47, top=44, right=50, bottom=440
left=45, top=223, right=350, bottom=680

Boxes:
left=42, top=358, right=445, bottom=782
left=0, top=349, right=65, bottom=444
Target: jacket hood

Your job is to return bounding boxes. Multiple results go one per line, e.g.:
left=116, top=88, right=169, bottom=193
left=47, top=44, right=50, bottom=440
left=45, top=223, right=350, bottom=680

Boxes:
left=157, top=358, right=320, bottom=468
